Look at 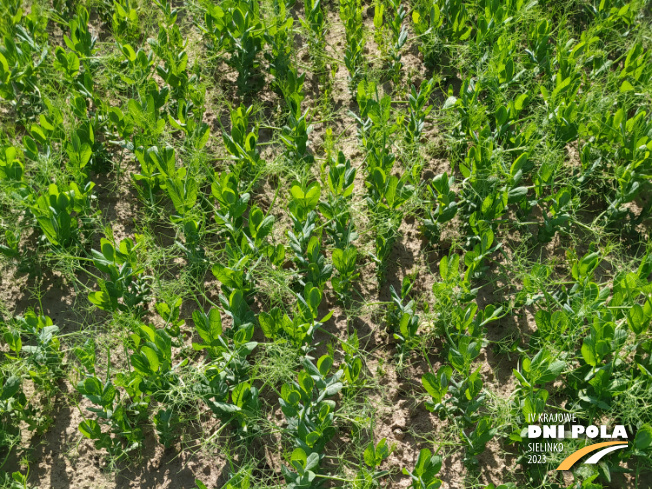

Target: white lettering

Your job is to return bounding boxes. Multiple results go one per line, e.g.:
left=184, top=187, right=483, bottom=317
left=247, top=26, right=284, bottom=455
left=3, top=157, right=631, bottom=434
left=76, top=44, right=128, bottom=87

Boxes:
left=600, top=425, right=611, bottom=438
left=612, top=425, right=628, bottom=439
left=587, top=426, right=599, bottom=438
left=529, top=425, right=542, bottom=438
left=543, top=425, right=557, bottom=438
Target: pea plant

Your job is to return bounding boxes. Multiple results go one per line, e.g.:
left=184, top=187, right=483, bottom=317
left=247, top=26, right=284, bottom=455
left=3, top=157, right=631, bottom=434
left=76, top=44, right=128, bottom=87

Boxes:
left=259, top=283, right=333, bottom=355
left=320, top=152, right=359, bottom=301
left=200, top=0, right=266, bottom=93
left=87, top=235, right=151, bottom=316
left=279, top=354, right=343, bottom=485
left=353, top=80, right=413, bottom=281
left=30, top=182, right=97, bottom=249
left=301, top=0, right=325, bottom=63
left=340, top=0, right=365, bottom=91
left=386, top=275, right=420, bottom=365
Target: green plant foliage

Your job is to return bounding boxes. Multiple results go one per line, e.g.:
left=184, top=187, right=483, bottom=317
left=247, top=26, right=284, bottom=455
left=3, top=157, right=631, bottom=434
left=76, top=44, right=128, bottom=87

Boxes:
left=1, top=0, right=652, bottom=485
left=87, top=235, right=151, bottom=315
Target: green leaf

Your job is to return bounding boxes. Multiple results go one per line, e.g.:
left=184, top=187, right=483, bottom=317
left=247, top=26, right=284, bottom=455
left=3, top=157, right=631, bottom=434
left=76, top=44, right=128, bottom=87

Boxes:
left=635, top=424, right=652, bottom=451
left=79, top=419, right=102, bottom=439
left=307, top=286, right=321, bottom=313
left=305, top=431, right=320, bottom=447
left=143, top=345, right=161, bottom=371
left=305, top=182, right=321, bottom=208
left=627, top=304, right=648, bottom=335
left=290, top=184, right=305, bottom=201
left=372, top=167, right=386, bottom=189
left=131, top=349, right=154, bottom=375
left=0, top=376, right=20, bottom=400
left=101, top=382, right=116, bottom=405
left=332, top=248, right=344, bottom=270
left=0, top=52, right=8, bottom=72
left=373, top=3, right=384, bottom=28
left=363, top=442, right=375, bottom=467
left=88, top=291, right=113, bottom=311
left=3, top=331, right=21, bottom=354
left=232, top=382, right=249, bottom=408
left=324, top=382, right=343, bottom=396
left=196, top=123, right=210, bottom=149
left=620, top=80, right=635, bottom=92
left=523, top=390, right=548, bottom=422
left=422, top=372, right=446, bottom=403
left=78, top=376, right=102, bottom=398
left=291, top=447, right=308, bottom=472
left=208, top=308, right=223, bottom=337
left=581, top=339, right=598, bottom=367
left=298, top=371, right=314, bottom=395
left=317, top=354, right=333, bottom=376
left=258, top=309, right=280, bottom=339
left=193, top=308, right=223, bottom=348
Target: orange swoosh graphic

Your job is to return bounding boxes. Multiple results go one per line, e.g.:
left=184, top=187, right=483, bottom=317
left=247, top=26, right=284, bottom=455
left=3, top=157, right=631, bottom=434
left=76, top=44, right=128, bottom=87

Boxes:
left=556, top=441, right=628, bottom=470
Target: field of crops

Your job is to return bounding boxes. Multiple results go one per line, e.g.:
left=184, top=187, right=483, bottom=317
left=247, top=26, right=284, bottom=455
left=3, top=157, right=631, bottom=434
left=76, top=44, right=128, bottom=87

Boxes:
left=0, top=0, right=651, bottom=487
